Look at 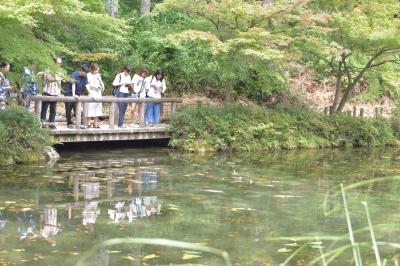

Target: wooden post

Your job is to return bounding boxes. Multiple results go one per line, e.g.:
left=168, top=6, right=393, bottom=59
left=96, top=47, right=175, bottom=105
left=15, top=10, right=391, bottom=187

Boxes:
left=75, top=102, right=82, bottom=129
left=360, top=108, right=364, bottom=118
left=346, top=111, right=351, bottom=116
left=324, top=107, right=329, bottom=116
left=329, top=106, right=333, bottom=115
left=139, top=102, right=146, bottom=127
left=160, top=103, right=164, bottom=117
left=114, top=101, right=119, bottom=126
left=380, top=107, right=384, bottom=115
left=375, top=107, right=379, bottom=118
left=83, top=102, right=89, bottom=128
left=109, top=102, right=116, bottom=129
left=171, top=102, right=177, bottom=117
left=34, top=100, right=42, bottom=120
left=353, top=106, right=357, bottom=117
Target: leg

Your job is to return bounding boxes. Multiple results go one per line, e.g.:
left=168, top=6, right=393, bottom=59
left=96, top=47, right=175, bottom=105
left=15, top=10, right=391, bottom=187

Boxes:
left=154, top=103, right=161, bottom=123
left=130, top=103, right=137, bottom=123
left=65, top=102, right=73, bottom=126
left=49, top=101, right=57, bottom=123
left=41, top=101, right=49, bottom=121
left=145, top=103, right=154, bottom=123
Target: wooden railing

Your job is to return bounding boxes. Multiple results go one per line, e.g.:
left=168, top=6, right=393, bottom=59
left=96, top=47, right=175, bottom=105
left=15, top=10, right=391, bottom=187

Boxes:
left=29, top=96, right=182, bottom=129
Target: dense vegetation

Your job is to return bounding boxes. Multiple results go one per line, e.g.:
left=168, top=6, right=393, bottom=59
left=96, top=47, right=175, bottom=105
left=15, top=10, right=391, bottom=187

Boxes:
left=0, top=105, right=53, bottom=165
left=1, top=0, right=399, bottom=104
left=169, top=104, right=400, bottom=151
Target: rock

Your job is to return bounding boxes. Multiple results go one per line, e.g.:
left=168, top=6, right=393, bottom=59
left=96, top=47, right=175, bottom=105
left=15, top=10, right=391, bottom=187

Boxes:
left=44, top=146, right=60, bottom=166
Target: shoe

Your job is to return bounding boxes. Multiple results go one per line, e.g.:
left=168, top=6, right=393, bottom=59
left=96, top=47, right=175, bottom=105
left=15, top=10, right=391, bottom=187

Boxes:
left=67, top=124, right=74, bottom=129
left=48, top=124, right=57, bottom=130
left=94, top=125, right=100, bottom=128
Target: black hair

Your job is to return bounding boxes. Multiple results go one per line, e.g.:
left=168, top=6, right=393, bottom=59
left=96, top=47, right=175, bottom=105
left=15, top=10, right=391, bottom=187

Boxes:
left=153, top=69, right=164, bottom=81
left=0, top=61, right=10, bottom=68
left=123, top=65, right=132, bottom=73
left=81, top=64, right=90, bottom=73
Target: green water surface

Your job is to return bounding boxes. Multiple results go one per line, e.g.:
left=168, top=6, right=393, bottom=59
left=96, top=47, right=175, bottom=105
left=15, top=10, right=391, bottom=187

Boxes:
left=1, top=147, right=400, bottom=265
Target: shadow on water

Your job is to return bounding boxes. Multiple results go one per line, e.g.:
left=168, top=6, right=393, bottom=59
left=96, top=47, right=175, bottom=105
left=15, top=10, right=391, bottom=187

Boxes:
left=54, top=139, right=169, bottom=152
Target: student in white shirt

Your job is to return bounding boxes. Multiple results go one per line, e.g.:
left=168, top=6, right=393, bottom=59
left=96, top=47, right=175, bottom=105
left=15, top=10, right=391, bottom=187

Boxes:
left=113, top=65, right=133, bottom=128
left=131, top=67, right=150, bottom=125
left=146, top=69, right=167, bottom=125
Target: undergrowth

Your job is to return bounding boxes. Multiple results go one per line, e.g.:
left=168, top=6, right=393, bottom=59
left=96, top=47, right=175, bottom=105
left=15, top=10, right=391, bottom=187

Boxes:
left=168, top=104, right=400, bottom=152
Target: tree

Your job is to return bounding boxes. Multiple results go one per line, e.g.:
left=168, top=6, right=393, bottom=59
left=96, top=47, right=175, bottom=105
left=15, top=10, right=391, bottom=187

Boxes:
left=156, top=0, right=307, bottom=102
left=298, top=0, right=400, bottom=113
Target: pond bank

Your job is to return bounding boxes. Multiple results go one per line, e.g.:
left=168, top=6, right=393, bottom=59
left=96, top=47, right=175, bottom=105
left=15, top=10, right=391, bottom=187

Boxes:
left=168, top=104, right=400, bottom=152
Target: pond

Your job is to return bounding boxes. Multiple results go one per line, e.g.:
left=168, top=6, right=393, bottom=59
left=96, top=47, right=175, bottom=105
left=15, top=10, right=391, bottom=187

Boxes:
left=1, top=147, right=400, bottom=265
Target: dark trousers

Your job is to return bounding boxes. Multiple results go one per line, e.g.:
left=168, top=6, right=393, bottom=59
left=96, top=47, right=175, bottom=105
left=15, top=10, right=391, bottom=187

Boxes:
left=65, top=102, right=76, bottom=125
left=40, top=92, right=57, bottom=123
left=117, top=92, right=129, bottom=126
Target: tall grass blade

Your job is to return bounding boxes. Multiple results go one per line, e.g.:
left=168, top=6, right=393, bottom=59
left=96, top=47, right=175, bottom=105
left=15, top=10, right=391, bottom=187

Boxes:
left=316, top=236, right=327, bottom=266
left=362, top=201, right=382, bottom=266
left=341, top=184, right=362, bottom=266
left=76, top=238, right=232, bottom=266
left=279, top=243, right=309, bottom=266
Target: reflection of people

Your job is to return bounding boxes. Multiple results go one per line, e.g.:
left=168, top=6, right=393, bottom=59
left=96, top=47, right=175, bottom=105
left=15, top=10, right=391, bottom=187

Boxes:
left=0, top=210, right=7, bottom=231
left=108, top=201, right=126, bottom=223
left=40, top=208, right=61, bottom=239
left=17, top=211, right=36, bottom=240
left=82, top=182, right=100, bottom=200
left=141, top=171, right=158, bottom=192
left=127, top=197, right=161, bottom=222
left=82, top=201, right=100, bottom=225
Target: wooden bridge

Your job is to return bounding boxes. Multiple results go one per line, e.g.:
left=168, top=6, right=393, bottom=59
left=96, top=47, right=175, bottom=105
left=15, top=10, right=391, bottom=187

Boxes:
left=29, top=96, right=182, bottom=143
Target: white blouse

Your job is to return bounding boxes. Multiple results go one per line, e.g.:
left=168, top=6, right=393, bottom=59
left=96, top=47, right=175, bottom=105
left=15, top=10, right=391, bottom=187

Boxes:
left=147, top=76, right=166, bottom=98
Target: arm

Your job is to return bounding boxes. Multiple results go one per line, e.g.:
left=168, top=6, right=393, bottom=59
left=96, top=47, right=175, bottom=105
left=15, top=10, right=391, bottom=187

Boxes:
left=161, top=79, right=167, bottom=94
left=72, top=84, right=76, bottom=97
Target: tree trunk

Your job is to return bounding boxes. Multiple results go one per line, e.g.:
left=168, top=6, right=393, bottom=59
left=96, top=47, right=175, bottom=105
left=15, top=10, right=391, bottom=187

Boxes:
left=262, top=0, right=274, bottom=6
left=104, top=0, right=118, bottom=17
left=331, top=61, right=343, bottom=114
left=140, top=0, right=151, bottom=16
left=225, top=78, right=233, bottom=103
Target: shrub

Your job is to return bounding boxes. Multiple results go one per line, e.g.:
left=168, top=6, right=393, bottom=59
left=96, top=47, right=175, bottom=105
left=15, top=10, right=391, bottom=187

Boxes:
left=168, top=104, right=400, bottom=152
left=0, top=104, right=53, bottom=165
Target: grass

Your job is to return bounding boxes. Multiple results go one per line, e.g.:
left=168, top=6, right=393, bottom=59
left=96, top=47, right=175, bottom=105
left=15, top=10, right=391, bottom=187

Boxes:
left=168, top=104, right=400, bottom=152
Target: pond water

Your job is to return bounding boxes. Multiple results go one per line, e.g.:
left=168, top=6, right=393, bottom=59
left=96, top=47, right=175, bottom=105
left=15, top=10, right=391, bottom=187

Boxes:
left=1, top=147, right=400, bottom=265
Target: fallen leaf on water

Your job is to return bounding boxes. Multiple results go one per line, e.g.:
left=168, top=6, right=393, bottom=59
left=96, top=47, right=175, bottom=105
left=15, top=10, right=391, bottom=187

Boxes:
left=13, top=249, right=25, bottom=252
left=203, top=189, right=224, bottom=193
left=4, top=201, right=16, bottom=204
left=107, top=250, right=122, bottom=254
left=123, top=255, right=135, bottom=261
left=142, top=254, right=159, bottom=260
left=182, top=254, right=202, bottom=260
left=21, top=208, right=32, bottom=212
left=277, top=248, right=292, bottom=253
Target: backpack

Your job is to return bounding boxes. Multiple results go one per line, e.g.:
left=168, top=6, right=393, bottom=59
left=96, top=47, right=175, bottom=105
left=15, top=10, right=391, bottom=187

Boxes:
left=112, top=73, right=121, bottom=96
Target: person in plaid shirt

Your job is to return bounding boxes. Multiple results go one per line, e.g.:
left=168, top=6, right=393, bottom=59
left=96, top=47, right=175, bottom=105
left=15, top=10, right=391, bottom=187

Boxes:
left=0, top=61, right=13, bottom=110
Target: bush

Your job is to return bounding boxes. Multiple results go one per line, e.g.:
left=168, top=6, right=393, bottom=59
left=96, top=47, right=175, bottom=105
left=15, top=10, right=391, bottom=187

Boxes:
left=0, top=104, right=53, bottom=165
left=168, top=104, right=400, bottom=152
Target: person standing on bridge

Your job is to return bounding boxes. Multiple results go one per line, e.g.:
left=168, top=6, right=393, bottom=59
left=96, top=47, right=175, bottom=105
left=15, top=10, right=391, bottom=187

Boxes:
left=113, top=65, right=133, bottom=128
left=85, top=64, right=104, bottom=128
left=0, top=61, right=13, bottom=110
left=64, top=64, right=90, bottom=128
left=131, top=67, right=150, bottom=126
left=38, top=56, right=64, bottom=129
left=146, top=69, right=167, bottom=126
left=20, top=61, right=39, bottom=109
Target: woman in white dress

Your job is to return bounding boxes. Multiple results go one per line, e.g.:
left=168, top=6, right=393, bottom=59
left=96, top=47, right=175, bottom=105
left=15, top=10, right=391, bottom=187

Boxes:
left=86, top=64, right=104, bottom=128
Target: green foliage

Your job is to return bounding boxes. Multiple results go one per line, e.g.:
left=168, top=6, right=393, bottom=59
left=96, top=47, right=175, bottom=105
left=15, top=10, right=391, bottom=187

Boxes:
left=169, top=104, right=400, bottom=152
left=0, top=104, right=53, bottom=165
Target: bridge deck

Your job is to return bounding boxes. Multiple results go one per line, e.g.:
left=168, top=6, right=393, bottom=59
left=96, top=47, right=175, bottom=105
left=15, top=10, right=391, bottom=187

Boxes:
left=50, top=123, right=169, bottom=143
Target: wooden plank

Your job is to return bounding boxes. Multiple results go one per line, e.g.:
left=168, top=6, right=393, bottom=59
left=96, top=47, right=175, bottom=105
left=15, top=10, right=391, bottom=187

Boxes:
left=29, top=95, right=183, bottom=103
left=139, top=103, right=146, bottom=127
left=83, top=102, right=89, bottom=127
left=34, top=100, right=42, bottom=120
